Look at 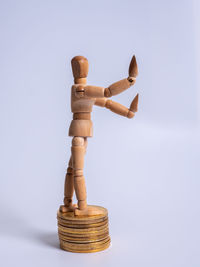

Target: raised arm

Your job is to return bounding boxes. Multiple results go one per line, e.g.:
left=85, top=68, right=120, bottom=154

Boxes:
left=75, top=55, right=138, bottom=99
left=95, top=94, right=139, bottom=119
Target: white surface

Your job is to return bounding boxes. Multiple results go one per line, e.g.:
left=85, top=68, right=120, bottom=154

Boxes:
left=0, top=0, right=200, bottom=266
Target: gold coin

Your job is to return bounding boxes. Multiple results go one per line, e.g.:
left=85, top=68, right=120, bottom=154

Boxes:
left=57, top=217, right=108, bottom=226
left=61, top=243, right=110, bottom=253
left=60, top=239, right=111, bottom=253
left=57, top=213, right=108, bottom=224
left=58, top=230, right=109, bottom=237
left=58, top=229, right=109, bottom=238
left=59, top=236, right=109, bottom=244
left=57, top=223, right=108, bottom=234
left=58, top=231, right=109, bottom=239
left=57, top=229, right=109, bottom=237
left=57, top=219, right=108, bottom=229
left=59, top=236, right=111, bottom=251
left=58, top=220, right=108, bottom=229
left=57, top=205, right=108, bottom=222
left=57, top=216, right=108, bottom=225
left=59, top=233, right=109, bottom=243
left=60, top=240, right=110, bottom=253
left=60, top=236, right=110, bottom=247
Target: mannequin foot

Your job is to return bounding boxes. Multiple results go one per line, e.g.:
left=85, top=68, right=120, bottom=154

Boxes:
left=59, top=204, right=77, bottom=213
left=74, top=205, right=105, bottom=216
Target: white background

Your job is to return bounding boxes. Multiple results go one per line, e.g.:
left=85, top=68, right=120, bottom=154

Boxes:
left=0, top=0, right=200, bottom=266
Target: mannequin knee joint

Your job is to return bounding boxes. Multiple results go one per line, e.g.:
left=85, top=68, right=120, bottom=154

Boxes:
left=74, top=170, right=84, bottom=177
left=72, top=137, right=84, bottom=146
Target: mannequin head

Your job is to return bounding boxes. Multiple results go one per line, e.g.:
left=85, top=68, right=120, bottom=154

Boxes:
left=71, top=56, right=88, bottom=84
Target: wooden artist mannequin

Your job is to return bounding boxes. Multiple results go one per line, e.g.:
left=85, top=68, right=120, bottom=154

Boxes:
left=60, top=55, right=138, bottom=216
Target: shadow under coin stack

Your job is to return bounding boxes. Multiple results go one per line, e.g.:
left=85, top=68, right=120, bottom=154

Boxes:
left=57, top=205, right=111, bottom=253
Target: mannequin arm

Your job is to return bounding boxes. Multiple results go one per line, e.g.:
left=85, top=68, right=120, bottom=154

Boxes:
left=75, top=55, right=138, bottom=98
left=75, top=78, right=135, bottom=99
left=104, top=77, right=136, bottom=97
left=94, top=95, right=139, bottom=118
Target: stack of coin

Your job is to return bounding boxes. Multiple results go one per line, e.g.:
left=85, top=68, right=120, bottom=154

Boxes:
left=57, top=205, right=110, bottom=253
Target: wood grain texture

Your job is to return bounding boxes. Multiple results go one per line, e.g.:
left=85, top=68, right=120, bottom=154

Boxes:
left=84, top=85, right=105, bottom=98
left=71, top=137, right=87, bottom=210
left=105, top=99, right=129, bottom=117
left=107, top=78, right=131, bottom=96
left=71, top=56, right=89, bottom=79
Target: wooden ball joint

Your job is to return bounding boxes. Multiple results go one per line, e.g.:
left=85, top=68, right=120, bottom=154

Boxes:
left=58, top=55, right=139, bottom=252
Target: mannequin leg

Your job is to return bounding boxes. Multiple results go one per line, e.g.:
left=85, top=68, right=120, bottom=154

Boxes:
left=60, top=156, right=76, bottom=212
left=71, top=137, right=87, bottom=214
left=72, top=137, right=104, bottom=216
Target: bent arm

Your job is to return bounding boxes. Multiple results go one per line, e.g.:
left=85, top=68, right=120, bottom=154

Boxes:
left=75, top=55, right=138, bottom=98
left=75, top=77, right=135, bottom=99
left=95, top=98, right=134, bottom=118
